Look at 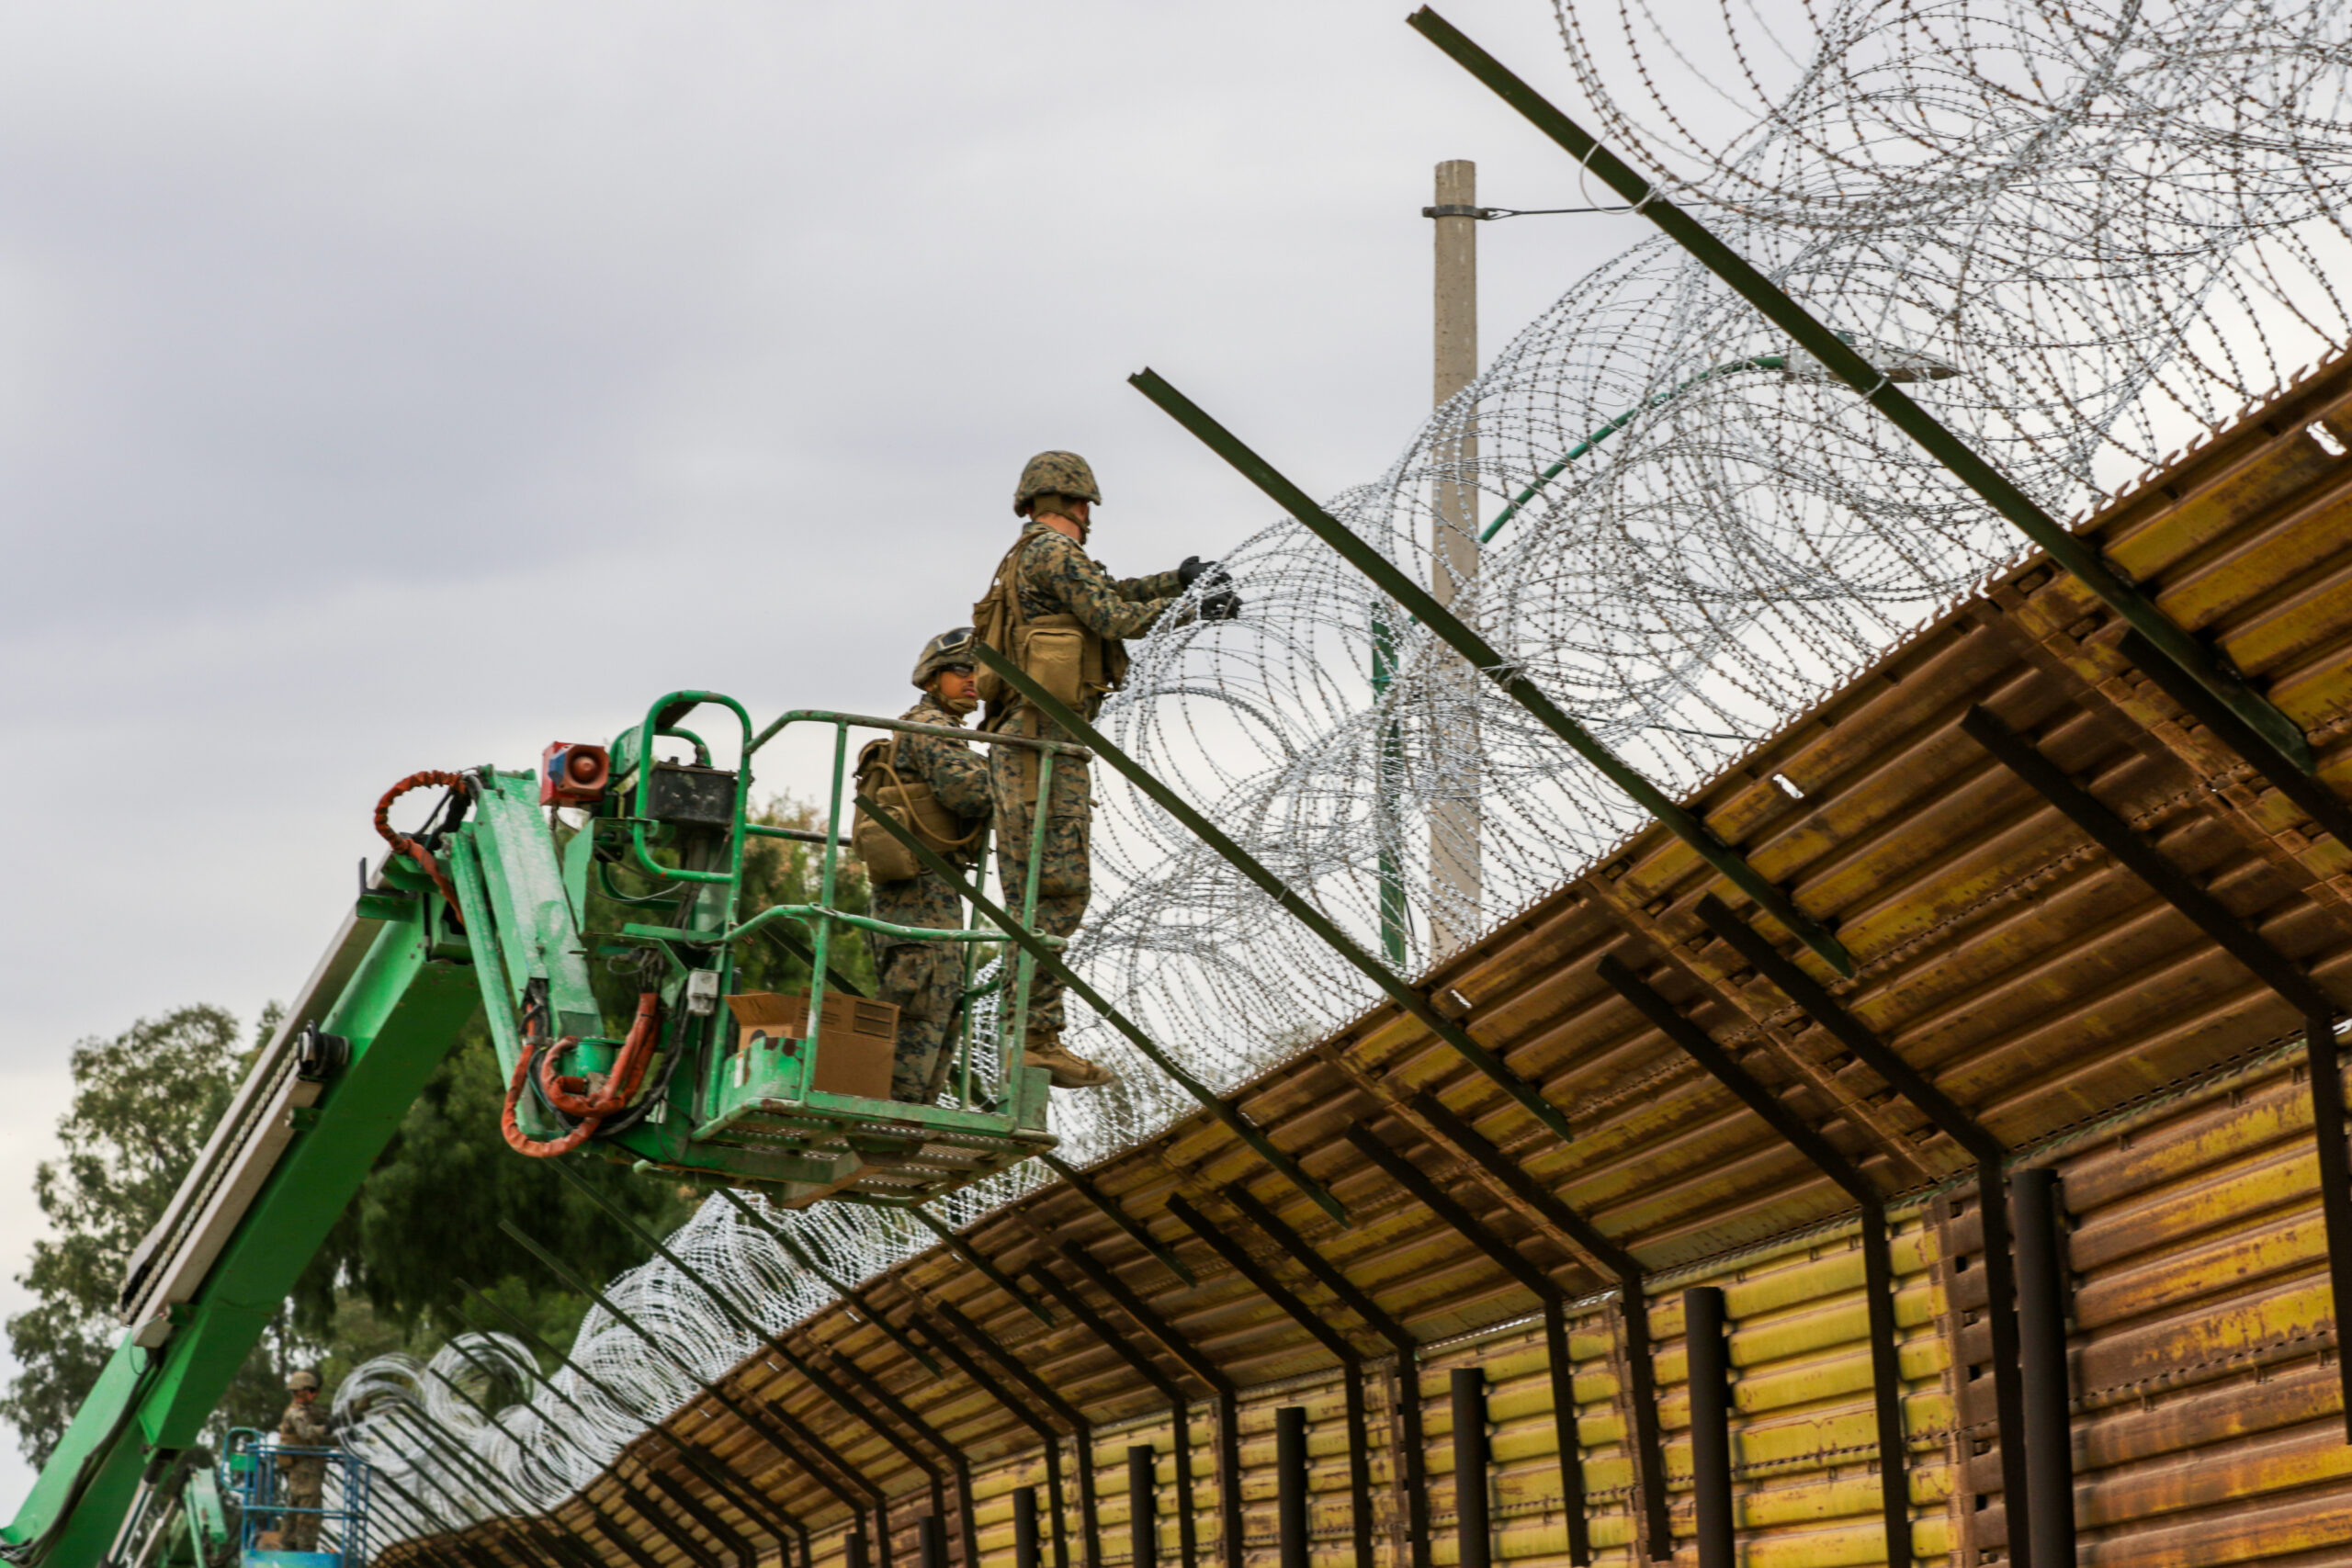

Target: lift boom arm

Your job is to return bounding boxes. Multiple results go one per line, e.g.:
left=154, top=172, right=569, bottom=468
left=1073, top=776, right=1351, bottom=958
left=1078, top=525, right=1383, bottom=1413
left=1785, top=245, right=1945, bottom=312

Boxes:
left=3, top=693, right=1063, bottom=1568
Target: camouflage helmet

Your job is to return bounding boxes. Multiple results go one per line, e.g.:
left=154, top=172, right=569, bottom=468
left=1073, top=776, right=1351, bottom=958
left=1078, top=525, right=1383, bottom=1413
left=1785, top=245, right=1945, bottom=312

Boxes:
left=287, top=1370, right=322, bottom=1393
left=911, top=626, right=977, bottom=689
left=1012, top=451, right=1101, bottom=515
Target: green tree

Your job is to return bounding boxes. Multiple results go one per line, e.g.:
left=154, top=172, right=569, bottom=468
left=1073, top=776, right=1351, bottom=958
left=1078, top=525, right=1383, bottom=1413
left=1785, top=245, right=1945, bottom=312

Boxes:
left=2, top=1007, right=294, bottom=1465
left=729, top=795, right=878, bottom=997
left=290, top=1026, right=694, bottom=1353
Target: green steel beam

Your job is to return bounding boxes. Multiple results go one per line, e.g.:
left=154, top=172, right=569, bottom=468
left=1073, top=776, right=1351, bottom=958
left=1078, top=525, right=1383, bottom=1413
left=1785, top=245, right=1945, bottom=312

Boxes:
left=1122, top=373, right=1855, bottom=977
left=1405, top=5, right=2315, bottom=777
left=969, top=642, right=1587, bottom=1140
left=467, top=771, right=602, bottom=1037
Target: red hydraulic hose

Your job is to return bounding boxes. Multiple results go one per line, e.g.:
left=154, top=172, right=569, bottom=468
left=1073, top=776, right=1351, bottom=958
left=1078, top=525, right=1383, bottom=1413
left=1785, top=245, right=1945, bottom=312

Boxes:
left=373, top=771, right=469, bottom=931
left=537, top=993, right=662, bottom=1117
left=503, top=993, right=662, bottom=1159
left=501, top=1040, right=603, bottom=1158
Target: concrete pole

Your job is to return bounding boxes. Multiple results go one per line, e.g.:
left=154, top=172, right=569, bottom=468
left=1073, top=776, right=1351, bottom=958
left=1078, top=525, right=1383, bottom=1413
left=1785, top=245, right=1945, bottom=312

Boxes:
left=1431, top=159, right=1482, bottom=958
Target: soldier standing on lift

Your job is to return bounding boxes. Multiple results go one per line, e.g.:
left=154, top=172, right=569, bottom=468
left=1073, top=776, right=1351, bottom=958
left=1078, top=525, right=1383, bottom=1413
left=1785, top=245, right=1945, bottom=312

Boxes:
left=971, top=451, right=1238, bottom=1088
left=274, top=1369, right=334, bottom=1552
left=856, top=629, right=995, bottom=1103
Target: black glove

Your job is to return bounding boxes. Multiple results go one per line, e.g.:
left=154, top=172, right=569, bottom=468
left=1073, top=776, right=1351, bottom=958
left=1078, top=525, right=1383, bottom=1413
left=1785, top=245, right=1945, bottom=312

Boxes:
left=1197, top=591, right=1242, bottom=622
left=1177, top=555, right=1230, bottom=590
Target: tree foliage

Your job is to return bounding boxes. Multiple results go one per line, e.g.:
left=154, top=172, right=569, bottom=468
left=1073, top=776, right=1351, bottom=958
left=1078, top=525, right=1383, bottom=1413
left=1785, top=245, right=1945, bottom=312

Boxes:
left=2, top=1007, right=289, bottom=1465
left=291, top=1026, right=692, bottom=1349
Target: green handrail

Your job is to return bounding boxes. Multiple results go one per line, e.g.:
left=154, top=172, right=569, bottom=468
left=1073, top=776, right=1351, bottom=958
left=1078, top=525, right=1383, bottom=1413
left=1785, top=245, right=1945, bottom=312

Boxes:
left=625, top=691, right=754, bottom=887
left=743, top=707, right=1078, bottom=1121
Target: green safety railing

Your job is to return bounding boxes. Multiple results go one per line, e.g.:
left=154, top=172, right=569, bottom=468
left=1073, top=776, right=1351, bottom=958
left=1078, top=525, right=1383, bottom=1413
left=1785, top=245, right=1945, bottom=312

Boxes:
left=739, top=708, right=1082, bottom=1114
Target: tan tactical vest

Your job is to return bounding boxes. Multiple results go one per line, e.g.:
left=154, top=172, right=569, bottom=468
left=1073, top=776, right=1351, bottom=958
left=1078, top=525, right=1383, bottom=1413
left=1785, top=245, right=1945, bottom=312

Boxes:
left=972, top=529, right=1130, bottom=730
left=851, top=734, right=981, bottom=883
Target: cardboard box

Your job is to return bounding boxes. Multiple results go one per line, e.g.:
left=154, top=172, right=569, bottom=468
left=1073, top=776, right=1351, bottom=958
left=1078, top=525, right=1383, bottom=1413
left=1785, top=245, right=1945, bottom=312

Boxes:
left=726, top=992, right=897, bottom=1102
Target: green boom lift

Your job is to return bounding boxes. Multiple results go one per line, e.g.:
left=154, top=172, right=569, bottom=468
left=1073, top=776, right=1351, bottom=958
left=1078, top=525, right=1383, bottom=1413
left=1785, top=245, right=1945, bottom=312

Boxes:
left=4, top=693, right=1076, bottom=1568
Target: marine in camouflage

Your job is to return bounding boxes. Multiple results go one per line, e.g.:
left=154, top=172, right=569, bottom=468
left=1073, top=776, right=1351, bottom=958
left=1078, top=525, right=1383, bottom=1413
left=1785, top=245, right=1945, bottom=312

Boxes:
left=989, top=744, right=1091, bottom=1043
left=869, top=692, right=992, bottom=1101
left=910, top=626, right=978, bottom=689
left=275, top=1390, right=334, bottom=1551
left=1006, top=524, right=1182, bottom=666
left=989, top=522, right=1182, bottom=1055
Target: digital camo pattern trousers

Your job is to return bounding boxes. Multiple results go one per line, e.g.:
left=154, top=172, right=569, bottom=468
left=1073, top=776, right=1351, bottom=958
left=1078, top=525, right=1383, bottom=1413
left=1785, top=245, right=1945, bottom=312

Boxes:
left=871, top=868, right=973, bottom=1103
left=988, top=736, right=1091, bottom=1043
left=281, top=1477, right=323, bottom=1551
left=875, top=938, right=967, bottom=1101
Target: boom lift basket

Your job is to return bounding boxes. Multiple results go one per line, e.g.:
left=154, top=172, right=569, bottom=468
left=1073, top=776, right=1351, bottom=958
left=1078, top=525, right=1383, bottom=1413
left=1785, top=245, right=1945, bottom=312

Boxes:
left=408, top=691, right=1067, bottom=1209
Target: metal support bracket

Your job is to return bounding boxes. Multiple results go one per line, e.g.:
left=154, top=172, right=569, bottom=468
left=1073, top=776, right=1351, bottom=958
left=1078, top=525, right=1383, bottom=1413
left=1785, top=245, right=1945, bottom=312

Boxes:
left=1689, top=893, right=2026, bottom=1556
left=907, top=1207, right=1057, bottom=1329
left=1216, top=1190, right=1432, bottom=1568
left=2114, top=630, right=2352, bottom=845
left=812, top=1348, right=974, bottom=1568
left=926, top=1299, right=1102, bottom=1568
left=1165, top=1197, right=1375, bottom=1568
left=1405, top=1095, right=1662, bottom=1562
left=644, top=1469, right=759, bottom=1568
left=1962, top=704, right=2352, bottom=1441
left=898, top=1313, right=1082, bottom=1568
left=1024, top=1263, right=1203, bottom=1568
left=1040, top=1155, right=1197, bottom=1285
left=1340, top=1123, right=1618, bottom=1561
left=1052, top=1246, right=1245, bottom=1568
left=1598, top=956, right=1911, bottom=1568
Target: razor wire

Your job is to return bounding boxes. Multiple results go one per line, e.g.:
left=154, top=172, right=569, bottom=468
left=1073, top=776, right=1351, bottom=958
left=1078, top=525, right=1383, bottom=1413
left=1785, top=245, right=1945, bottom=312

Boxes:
left=357, top=0, right=2352, bottom=1539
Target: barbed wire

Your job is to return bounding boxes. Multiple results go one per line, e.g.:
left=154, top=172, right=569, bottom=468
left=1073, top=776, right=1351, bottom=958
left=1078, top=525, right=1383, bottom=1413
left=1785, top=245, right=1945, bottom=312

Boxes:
left=356, top=0, right=2352, bottom=1538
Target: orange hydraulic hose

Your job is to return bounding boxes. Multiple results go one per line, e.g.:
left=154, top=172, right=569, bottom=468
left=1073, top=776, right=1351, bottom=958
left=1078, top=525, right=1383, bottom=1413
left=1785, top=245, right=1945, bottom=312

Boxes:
left=536, top=993, right=662, bottom=1118
left=373, top=771, right=469, bottom=931
left=501, top=1039, right=603, bottom=1158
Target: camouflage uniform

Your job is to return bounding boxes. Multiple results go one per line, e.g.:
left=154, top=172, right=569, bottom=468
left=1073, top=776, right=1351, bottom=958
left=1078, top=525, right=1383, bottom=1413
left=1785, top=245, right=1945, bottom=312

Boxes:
left=869, top=694, right=992, bottom=1101
left=989, top=525, right=1182, bottom=1043
left=275, top=1396, right=334, bottom=1551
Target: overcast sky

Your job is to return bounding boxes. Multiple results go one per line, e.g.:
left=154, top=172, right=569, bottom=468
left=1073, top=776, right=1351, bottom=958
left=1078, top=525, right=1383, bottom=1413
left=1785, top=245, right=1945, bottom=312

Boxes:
left=0, top=0, right=1644, bottom=1504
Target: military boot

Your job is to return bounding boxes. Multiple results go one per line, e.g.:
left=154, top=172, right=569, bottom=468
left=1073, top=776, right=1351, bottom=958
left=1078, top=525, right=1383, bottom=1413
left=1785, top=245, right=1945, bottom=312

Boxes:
left=1023, top=1030, right=1113, bottom=1089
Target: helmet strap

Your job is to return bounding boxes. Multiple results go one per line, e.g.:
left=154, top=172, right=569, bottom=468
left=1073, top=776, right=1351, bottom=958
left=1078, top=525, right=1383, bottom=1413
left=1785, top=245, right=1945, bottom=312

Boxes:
left=1028, top=494, right=1091, bottom=542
